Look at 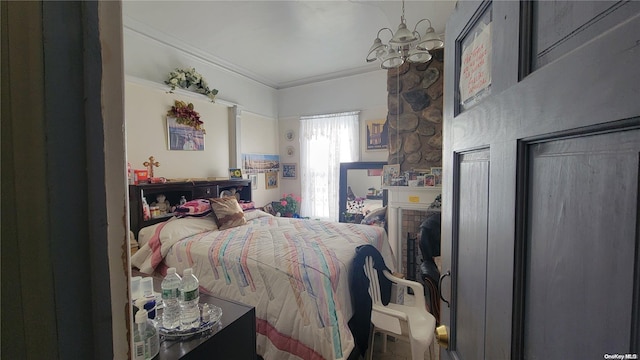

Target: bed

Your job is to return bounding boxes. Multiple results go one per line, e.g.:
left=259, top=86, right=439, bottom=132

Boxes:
left=131, top=207, right=395, bottom=360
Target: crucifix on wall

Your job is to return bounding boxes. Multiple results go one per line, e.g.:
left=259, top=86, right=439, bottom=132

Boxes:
left=143, top=156, right=160, bottom=178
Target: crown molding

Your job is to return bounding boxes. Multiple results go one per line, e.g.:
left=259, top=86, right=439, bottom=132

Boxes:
left=123, top=15, right=383, bottom=90
left=123, top=15, right=278, bottom=89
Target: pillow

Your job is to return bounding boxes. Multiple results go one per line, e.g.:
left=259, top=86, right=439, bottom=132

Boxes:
left=174, top=199, right=211, bottom=217
left=361, top=205, right=387, bottom=226
left=209, top=197, right=247, bottom=230
left=239, top=201, right=255, bottom=211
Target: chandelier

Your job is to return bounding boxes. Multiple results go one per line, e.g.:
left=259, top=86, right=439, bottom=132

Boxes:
left=366, top=0, right=444, bottom=69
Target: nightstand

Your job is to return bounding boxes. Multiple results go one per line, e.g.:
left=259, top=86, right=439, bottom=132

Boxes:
left=135, top=272, right=257, bottom=359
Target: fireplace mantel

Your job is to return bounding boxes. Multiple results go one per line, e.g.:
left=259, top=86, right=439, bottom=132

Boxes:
left=384, top=186, right=441, bottom=270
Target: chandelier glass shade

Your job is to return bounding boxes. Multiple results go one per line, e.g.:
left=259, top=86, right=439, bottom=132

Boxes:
left=366, top=1, right=443, bottom=69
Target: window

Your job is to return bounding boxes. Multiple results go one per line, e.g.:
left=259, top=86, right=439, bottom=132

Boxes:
left=299, top=111, right=359, bottom=221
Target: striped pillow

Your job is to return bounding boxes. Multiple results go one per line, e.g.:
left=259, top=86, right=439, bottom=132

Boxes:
left=209, top=197, right=247, bottom=230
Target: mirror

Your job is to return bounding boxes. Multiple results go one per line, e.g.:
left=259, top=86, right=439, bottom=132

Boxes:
left=339, top=162, right=387, bottom=223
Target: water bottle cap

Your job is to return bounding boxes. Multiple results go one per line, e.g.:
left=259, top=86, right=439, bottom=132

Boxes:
left=184, top=268, right=193, bottom=276
left=135, top=309, right=148, bottom=324
left=167, top=267, right=176, bottom=274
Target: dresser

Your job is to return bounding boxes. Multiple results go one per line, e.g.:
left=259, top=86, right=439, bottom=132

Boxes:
left=129, top=179, right=252, bottom=236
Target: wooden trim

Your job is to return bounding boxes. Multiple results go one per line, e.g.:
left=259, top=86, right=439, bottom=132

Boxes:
left=511, top=139, right=529, bottom=359
left=2, top=1, right=59, bottom=357
left=632, top=152, right=640, bottom=352
left=518, top=1, right=533, bottom=80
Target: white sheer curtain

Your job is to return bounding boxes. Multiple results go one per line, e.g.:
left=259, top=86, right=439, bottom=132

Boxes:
left=300, top=111, right=359, bottom=221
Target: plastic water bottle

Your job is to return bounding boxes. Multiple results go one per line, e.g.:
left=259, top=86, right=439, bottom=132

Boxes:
left=133, top=309, right=159, bottom=360
left=179, top=268, right=200, bottom=329
left=133, top=309, right=146, bottom=360
left=161, top=267, right=181, bottom=329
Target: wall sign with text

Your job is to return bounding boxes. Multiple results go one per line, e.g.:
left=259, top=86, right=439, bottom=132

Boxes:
left=459, top=6, right=492, bottom=111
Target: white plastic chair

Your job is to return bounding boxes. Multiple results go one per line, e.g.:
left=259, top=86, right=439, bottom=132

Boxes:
left=364, top=256, right=436, bottom=360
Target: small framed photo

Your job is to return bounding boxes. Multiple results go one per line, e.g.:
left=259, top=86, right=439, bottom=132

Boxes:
left=282, top=163, right=297, bottom=179
left=424, top=174, right=436, bottom=187
left=285, top=129, right=295, bottom=142
left=249, top=174, right=258, bottom=190
left=430, top=167, right=442, bottom=186
left=382, top=164, right=400, bottom=186
left=229, top=168, right=243, bottom=179
left=265, top=171, right=278, bottom=189
left=286, top=146, right=295, bottom=157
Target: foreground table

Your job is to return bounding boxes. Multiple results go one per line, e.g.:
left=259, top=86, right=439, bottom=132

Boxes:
left=134, top=270, right=257, bottom=360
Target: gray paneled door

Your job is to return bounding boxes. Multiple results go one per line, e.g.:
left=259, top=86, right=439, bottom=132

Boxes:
left=440, top=1, right=640, bottom=359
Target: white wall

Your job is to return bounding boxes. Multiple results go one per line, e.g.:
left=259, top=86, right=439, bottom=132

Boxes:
left=240, top=111, right=280, bottom=207
left=125, top=81, right=231, bottom=179
left=276, top=71, right=389, bottom=198
left=124, top=31, right=390, bottom=206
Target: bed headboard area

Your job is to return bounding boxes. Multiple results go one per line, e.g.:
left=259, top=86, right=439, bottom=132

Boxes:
left=129, top=179, right=252, bottom=236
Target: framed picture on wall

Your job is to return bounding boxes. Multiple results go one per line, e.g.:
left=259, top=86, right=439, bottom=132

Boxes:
left=365, top=119, right=388, bottom=151
left=249, top=174, right=258, bottom=190
left=282, top=163, right=297, bottom=179
left=265, top=172, right=278, bottom=189
left=285, top=129, right=295, bottom=142
left=167, top=117, right=205, bottom=151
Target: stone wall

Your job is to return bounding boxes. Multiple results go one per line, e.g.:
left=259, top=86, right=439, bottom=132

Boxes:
left=387, top=49, right=443, bottom=171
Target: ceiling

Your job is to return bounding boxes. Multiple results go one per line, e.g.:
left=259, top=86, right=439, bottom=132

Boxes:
left=122, top=1, right=457, bottom=89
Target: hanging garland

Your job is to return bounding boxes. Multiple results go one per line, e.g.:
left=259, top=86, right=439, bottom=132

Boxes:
left=165, top=67, right=218, bottom=102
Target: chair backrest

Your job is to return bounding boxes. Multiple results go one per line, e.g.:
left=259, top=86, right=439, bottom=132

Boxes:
left=364, top=255, right=382, bottom=305
left=364, top=256, right=405, bottom=336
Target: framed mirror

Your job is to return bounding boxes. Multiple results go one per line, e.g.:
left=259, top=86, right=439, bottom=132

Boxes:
left=339, top=162, right=387, bottom=223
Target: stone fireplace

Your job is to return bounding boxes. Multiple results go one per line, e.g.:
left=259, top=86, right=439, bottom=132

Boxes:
left=387, top=48, right=444, bottom=172
left=385, top=49, right=444, bottom=277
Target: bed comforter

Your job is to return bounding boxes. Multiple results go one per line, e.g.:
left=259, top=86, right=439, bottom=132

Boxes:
left=131, top=210, right=395, bottom=360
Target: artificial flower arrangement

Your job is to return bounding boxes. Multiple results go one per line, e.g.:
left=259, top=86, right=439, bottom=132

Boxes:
left=343, top=197, right=366, bottom=223
left=167, top=100, right=205, bottom=133
left=165, top=67, right=218, bottom=102
left=274, top=193, right=301, bottom=217
left=346, top=197, right=365, bottom=214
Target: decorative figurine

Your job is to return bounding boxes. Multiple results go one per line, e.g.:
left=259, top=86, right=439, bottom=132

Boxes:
left=151, top=194, right=171, bottom=214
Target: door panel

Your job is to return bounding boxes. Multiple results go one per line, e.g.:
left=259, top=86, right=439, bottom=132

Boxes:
left=524, top=130, right=639, bottom=359
left=454, top=150, right=490, bottom=359
left=442, top=1, right=640, bottom=359
left=532, top=1, right=640, bottom=70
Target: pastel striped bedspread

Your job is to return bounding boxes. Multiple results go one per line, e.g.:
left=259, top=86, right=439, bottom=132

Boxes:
left=131, top=210, right=395, bottom=360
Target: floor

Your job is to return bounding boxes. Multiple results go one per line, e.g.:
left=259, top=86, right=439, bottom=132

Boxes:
left=370, top=332, right=439, bottom=360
